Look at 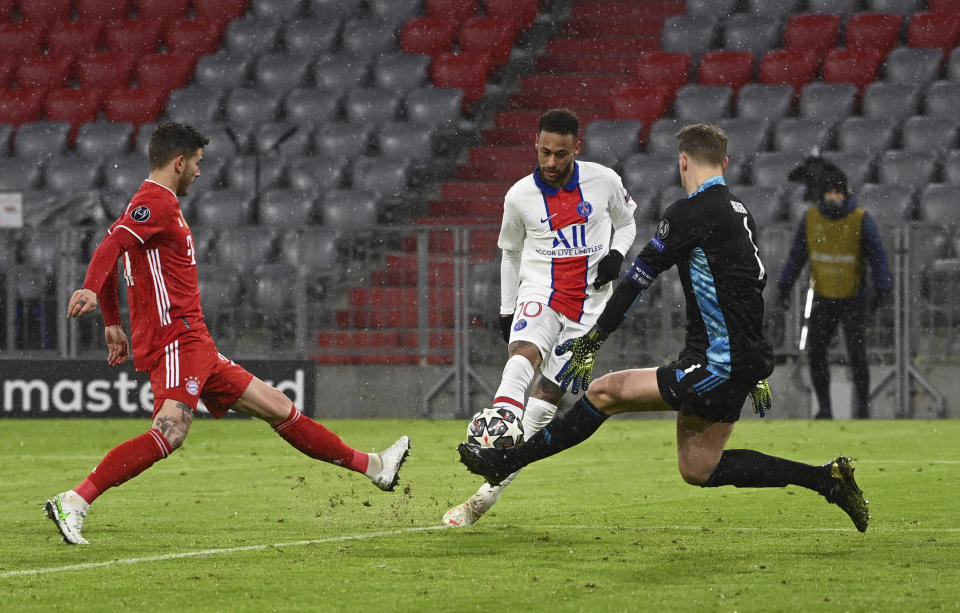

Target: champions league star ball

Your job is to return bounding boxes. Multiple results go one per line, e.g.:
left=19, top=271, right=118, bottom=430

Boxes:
left=467, top=407, right=524, bottom=449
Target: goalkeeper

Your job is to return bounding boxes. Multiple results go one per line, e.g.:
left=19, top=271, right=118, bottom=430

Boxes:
left=459, top=124, right=870, bottom=532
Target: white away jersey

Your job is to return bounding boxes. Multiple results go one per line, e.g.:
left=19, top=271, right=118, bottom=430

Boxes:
left=498, top=161, right=637, bottom=322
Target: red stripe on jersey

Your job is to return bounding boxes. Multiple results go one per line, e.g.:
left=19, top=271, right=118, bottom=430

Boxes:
left=543, top=185, right=589, bottom=321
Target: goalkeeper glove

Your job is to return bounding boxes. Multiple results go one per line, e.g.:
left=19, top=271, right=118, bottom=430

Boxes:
left=593, top=250, right=624, bottom=290
left=554, top=326, right=608, bottom=394
left=750, top=378, right=772, bottom=418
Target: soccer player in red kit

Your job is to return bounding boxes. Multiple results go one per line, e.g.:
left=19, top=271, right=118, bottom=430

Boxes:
left=45, top=122, right=410, bottom=545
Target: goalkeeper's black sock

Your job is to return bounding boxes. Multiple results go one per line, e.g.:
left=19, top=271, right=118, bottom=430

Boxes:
left=509, top=396, right=609, bottom=467
left=701, top=449, right=834, bottom=495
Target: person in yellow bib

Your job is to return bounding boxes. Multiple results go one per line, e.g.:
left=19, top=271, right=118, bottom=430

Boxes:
left=777, top=168, right=892, bottom=419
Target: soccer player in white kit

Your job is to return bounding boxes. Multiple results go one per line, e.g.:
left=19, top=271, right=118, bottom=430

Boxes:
left=444, top=109, right=638, bottom=526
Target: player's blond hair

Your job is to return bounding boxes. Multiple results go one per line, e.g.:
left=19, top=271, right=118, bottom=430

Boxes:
left=676, top=124, right=727, bottom=167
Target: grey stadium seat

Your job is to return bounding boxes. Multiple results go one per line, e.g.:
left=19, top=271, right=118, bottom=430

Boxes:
left=860, top=82, right=920, bottom=121
left=901, top=117, right=959, bottom=153
left=730, top=185, right=786, bottom=226
left=949, top=48, right=960, bottom=83
left=744, top=0, right=800, bottom=17
left=735, top=84, right=794, bottom=123
left=368, top=0, right=422, bottom=25
left=284, top=88, right=341, bottom=125
left=773, top=118, right=832, bottom=153
left=883, top=47, right=943, bottom=88
left=350, top=156, right=410, bottom=197
left=258, top=189, right=318, bottom=226
left=377, top=122, right=434, bottom=161
left=721, top=14, right=782, bottom=54
left=661, top=15, right=717, bottom=55
left=249, top=0, right=305, bottom=20
left=102, top=154, right=146, bottom=194
left=75, top=121, right=133, bottom=159
left=320, top=189, right=379, bottom=229
left=582, top=120, right=643, bottom=166
left=249, top=264, right=297, bottom=312
left=253, top=53, right=312, bottom=92
left=313, top=53, right=371, bottom=93
left=251, top=122, right=312, bottom=156
left=44, top=156, right=101, bottom=192
left=0, top=123, right=11, bottom=154
left=917, top=183, right=960, bottom=225
left=307, top=0, right=364, bottom=18
left=750, top=151, right=802, bottom=188
left=856, top=183, right=915, bottom=226
left=685, top=0, right=737, bottom=16
left=835, top=117, right=896, bottom=155
left=194, top=52, right=253, bottom=90
left=197, top=264, right=241, bottom=319
left=674, top=85, right=732, bottom=122
left=645, top=118, right=684, bottom=155
left=222, top=156, right=258, bottom=193
left=344, top=87, right=401, bottom=125
left=13, top=121, right=71, bottom=159
left=280, top=229, right=339, bottom=274
left=865, top=0, right=923, bottom=13
left=164, top=86, right=223, bottom=126
left=197, top=126, right=239, bottom=163
left=941, top=150, right=960, bottom=183
left=822, top=151, right=875, bottom=191
left=282, top=18, right=341, bottom=58
left=223, top=17, right=281, bottom=56
left=877, top=151, right=938, bottom=192
left=621, top=153, right=678, bottom=193
left=287, top=156, right=348, bottom=191
left=716, top=118, right=770, bottom=156
left=0, top=157, right=41, bottom=191
left=340, top=19, right=399, bottom=58
left=223, top=88, right=283, bottom=124
left=798, top=83, right=856, bottom=123
left=373, top=53, right=431, bottom=93
left=807, top=0, right=859, bottom=14
left=923, top=81, right=960, bottom=119
left=405, top=86, right=463, bottom=133
left=190, top=189, right=255, bottom=228
left=314, top=122, right=372, bottom=159
left=724, top=154, right=748, bottom=185
left=211, top=227, right=277, bottom=272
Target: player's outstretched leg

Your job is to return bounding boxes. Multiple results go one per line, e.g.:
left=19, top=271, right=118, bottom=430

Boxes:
left=367, top=436, right=411, bottom=492
left=44, top=491, right=90, bottom=545
left=823, top=456, right=870, bottom=532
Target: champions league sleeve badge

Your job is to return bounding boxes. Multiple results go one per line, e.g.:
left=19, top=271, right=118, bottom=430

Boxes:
left=131, top=205, right=151, bottom=222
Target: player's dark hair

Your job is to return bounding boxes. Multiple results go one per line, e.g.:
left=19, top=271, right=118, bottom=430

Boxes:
left=538, top=108, right=579, bottom=138
left=148, top=122, right=209, bottom=169
left=676, top=123, right=727, bottom=167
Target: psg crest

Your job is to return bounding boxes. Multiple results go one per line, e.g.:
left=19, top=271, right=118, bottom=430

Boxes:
left=576, top=200, right=593, bottom=217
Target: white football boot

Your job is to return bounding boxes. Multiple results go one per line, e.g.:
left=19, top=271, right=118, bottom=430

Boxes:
left=368, top=436, right=410, bottom=492
left=44, top=491, right=90, bottom=545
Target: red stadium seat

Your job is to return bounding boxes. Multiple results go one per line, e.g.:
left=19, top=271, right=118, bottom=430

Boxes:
left=908, top=12, right=960, bottom=55
left=485, top=0, right=541, bottom=30
left=16, top=54, right=76, bottom=90
left=44, top=88, right=104, bottom=138
left=697, top=51, right=754, bottom=92
left=136, top=53, right=197, bottom=91
left=103, top=86, right=168, bottom=124
left=47, top=20, right=104, bottom=56
left=137, top=0, right=191, bottom=20
left=0, top=0, right=13, bottom=20
left=822, top=48, right=884, bottom=94
left=165, top=18, right=225, bottom=55
left=430, top=52, right=492, bottom=105
left=401, top=17, right=458, bottom=56
left=608, top=85, right=672, bottom=131
left=104, top=18, right=165, bottom=54
left=193, top=0, right=249, bottom=21
left=0, top=88, right=46, bottom=125
left=19, top=0, right=72, bottom=21
left=427, top=0, right=477, bottom=21
left=76, top=52, right=136, bottom=89
left=635, top=51, right=691, bottom=97
left=845, top=13, right=902, bottom=56
left=76, top=0, right=132, bottom=20
left=459, top=17, right=519, bottom=67
left=784, top=14, right=842, bottom=59
left=759, top=48, right=818, bottom=94
left=0, top=56, right=14, bottom=89
left=0, top=21, right=46, bottom=56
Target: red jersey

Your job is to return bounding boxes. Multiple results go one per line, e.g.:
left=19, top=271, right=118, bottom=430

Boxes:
left=83, top=180, right=206, bottom=371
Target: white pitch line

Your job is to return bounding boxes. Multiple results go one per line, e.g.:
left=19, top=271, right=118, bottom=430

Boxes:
left=0, top=525, right=447, bottom=579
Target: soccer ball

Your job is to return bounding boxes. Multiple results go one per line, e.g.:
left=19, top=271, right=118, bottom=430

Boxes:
left=467, top=407, right=524, bottom=449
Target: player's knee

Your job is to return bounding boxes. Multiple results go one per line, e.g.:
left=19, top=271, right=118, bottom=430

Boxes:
left=160, top=427, right=187, bottom=451
left=677, top=456, right=714, bottom=486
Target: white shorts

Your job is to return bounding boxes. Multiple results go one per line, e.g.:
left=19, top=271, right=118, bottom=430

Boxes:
left=508, top=300, right=595, bottom=386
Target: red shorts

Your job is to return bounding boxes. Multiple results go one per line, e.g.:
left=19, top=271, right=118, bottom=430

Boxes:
left=147, top=334, right=254, bottom=418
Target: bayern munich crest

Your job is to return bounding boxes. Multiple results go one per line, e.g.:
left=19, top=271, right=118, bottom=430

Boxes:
left=577, top=200, right=593, bottom=217
left=185, top=377, right=200, bottom=396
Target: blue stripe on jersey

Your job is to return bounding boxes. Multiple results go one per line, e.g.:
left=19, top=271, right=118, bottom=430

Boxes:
left=688, top=175, right=725, bottom=198
left=688, top=247, right=732, bottom=378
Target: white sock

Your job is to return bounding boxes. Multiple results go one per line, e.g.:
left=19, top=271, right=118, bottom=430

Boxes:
left=491, top=354, right=536, bottom=416
left=65, top=490, right=90, bottom=513
left=364, top=453, right=381, bottom=478
left=473, top=397, right=559, bottom=509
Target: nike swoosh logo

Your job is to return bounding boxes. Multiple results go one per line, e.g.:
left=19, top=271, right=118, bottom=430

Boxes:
left=540, top=213, right=558, bottom=223
left=55, top=497, right=71, bottom=520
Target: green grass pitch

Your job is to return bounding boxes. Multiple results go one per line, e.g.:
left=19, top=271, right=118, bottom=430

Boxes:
left=2, top=417, right=958, bottom=612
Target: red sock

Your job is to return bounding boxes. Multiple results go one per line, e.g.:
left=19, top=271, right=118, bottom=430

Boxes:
left=273, top=407, right=368, bottom=473
left=74, top=429, right=173, bottom=504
